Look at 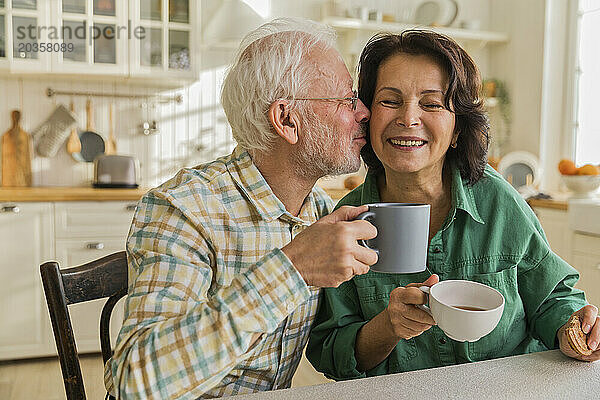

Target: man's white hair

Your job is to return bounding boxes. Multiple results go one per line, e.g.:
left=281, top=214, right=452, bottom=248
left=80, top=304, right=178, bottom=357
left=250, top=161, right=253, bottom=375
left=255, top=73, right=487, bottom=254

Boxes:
left=221, top=18, right=337, bottom=154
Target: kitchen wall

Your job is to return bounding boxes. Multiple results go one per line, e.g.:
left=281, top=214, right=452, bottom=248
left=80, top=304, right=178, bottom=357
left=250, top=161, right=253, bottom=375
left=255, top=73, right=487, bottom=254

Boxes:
left=0, top=71, right=233, bottom=188
left=0, top=0, right=547, bottom=188
left=489, top=0, right=546, bottom=159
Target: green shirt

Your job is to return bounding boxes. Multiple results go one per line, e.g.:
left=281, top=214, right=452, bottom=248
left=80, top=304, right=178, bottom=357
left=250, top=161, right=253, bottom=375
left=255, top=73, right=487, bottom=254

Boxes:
left=306, top=165, right=587, bottom=380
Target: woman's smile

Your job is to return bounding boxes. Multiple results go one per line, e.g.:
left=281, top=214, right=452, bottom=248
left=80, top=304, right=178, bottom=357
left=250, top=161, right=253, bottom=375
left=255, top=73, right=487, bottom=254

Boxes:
left=387, top=136, right=428, bottom=151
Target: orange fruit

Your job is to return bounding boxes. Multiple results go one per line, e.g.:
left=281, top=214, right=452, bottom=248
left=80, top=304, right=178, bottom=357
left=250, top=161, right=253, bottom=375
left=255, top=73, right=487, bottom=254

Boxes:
left=558, top=159, right=578, bottom=175
left=576, top=164, right=600, bottom=175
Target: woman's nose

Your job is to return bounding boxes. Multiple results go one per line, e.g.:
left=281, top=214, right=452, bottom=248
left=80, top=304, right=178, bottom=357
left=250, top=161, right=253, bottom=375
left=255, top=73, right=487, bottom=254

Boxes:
left=395, top=104, right=421, bottom=127
left=355, top=98, right=370, bottom=123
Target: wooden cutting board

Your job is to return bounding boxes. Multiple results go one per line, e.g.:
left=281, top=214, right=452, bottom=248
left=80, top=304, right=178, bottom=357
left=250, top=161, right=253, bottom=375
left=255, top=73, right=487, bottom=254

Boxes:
left=1, top=110, right=32, bottom=187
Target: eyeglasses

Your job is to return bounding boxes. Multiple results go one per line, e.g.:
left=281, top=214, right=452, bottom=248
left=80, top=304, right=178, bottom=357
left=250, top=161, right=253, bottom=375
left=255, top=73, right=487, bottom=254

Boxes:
left=291, top=90, right=359, bottom=111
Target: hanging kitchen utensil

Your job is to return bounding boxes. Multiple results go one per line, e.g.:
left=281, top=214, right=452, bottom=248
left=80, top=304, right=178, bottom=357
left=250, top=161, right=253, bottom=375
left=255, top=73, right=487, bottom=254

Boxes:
left=105, top=102, right=117, bottom=155
left=1, top=110, right=32, bottom=187
left=33, top=104, right=77, bottom=157
left=66, top=100, right=83, bottom=160
left=78, top=99, right=105, bottom=162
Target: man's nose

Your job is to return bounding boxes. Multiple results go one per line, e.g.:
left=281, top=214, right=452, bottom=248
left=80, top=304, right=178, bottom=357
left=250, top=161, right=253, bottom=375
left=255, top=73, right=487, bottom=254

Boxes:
left=355, top=98, right=370, bottom=123
left=395, top=103, right=421, bottom=127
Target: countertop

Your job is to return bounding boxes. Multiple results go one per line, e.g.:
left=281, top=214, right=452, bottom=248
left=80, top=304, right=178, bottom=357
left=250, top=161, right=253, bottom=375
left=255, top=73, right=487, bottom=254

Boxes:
left=0, top=187, right=150, bottom=202
left=0, top=186, right=352, bottom=202
left=232, top=350, right=599, bottom=399
left=528, top=198, right=568, bottom=211
left=0, top=187, right=572, bottom=209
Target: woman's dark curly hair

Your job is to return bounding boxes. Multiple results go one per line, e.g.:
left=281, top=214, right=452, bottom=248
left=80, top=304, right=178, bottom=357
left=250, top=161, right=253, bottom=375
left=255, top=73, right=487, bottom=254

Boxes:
left=358, top=30, right=490, bottom=184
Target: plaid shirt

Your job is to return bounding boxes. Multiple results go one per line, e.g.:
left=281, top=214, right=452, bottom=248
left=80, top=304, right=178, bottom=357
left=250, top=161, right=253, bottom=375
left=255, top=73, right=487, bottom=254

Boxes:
left=104, top=147, right=333, bottom=399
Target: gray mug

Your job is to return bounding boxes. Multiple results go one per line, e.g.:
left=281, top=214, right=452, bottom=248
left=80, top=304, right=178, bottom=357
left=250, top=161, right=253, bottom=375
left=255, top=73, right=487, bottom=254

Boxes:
left=356, top=203, right=430, bottom=273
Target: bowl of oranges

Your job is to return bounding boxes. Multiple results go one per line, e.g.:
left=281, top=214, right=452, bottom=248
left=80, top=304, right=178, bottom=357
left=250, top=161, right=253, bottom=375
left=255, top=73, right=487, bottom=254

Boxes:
left=558, top=159, right=600, bottom=198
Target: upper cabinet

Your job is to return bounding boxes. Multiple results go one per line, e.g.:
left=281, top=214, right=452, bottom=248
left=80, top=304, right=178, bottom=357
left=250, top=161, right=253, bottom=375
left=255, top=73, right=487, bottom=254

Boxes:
left=52, top=0, right=128, bottom=75
left=0, top=1, right=6, bottom=71
left=128, top=0, right=197, bottom=80
left=0, top=0, right=52, bottom=73
left=0, top=0, right=198, bottom=83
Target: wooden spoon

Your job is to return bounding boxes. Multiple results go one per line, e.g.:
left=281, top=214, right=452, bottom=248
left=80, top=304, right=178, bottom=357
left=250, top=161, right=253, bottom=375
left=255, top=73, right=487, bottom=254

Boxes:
left=105, top=102, right=117, bottom=155
left=66, top=101, right=81, bottom=155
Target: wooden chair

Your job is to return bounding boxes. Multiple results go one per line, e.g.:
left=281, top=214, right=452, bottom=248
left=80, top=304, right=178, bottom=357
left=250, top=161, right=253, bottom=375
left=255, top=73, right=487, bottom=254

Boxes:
left=40, top=251, right=128, bottom=400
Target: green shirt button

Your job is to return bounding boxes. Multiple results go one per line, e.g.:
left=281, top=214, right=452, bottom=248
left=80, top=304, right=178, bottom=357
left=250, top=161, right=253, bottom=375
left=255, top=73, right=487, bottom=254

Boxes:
left=439, top=338, right=447, bottom=345
left=433, top=247, right=442, bottom=253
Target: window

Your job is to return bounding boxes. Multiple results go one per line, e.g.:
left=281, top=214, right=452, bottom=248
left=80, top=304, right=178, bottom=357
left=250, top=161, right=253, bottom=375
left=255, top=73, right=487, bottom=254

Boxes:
left=574, top=1, right=600, bottom=165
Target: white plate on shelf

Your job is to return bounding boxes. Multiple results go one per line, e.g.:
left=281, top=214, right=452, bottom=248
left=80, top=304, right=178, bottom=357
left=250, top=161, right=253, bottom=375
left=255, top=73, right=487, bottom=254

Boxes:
left=497, top=151, right=542, bottom=190
left=414, top=0, right=458, bottom=27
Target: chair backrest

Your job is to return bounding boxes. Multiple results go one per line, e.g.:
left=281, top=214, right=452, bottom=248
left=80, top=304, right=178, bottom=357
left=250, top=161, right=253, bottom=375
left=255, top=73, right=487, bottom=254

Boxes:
left=40, top=251, right=128, bottom=400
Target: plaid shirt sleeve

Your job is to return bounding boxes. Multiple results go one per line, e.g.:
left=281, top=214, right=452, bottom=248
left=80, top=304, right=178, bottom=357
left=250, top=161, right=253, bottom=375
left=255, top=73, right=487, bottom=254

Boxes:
left=107, top=187, right=311, bottom=399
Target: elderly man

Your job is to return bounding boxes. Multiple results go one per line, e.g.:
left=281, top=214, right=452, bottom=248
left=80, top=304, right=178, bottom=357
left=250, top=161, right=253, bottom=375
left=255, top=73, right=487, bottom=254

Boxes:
left=104, top=18, right=377, bottom=399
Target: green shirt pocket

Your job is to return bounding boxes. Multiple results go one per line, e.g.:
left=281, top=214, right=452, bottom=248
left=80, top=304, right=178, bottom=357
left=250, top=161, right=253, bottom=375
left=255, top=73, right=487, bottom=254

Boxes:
left=355, top=283, right=418, bottom=363
left=467, top=265, right=527, bottom=360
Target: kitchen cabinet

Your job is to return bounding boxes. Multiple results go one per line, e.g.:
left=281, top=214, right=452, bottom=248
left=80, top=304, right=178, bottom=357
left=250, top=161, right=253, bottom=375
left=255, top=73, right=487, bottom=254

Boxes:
left=0, top=202, right=54, bottom=360
left=128, top=0, right=198, bottom=80
left=51, top=0, right=128, bottom=75
left=0, top=0, right=198, bottom=82
left=53, top=201, right=135, bottom=354
left=0, top=200, right=136, bottom=360
left=0, top=2, right=7, bottom=70
left=0, top=0, right=52, bottom=73
left=533, top=206, right=599, bottom=306
left=532, top=206, right=572, bottom=263
left=571, top=233, right=600, bottom=307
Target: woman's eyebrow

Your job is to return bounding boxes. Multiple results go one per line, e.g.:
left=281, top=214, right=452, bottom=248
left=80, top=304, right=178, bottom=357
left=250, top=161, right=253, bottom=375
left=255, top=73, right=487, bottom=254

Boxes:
left=376, top=87, right=402, bottom=95
left=421, top=89, right=445, bottom=95
left=375, top=87, right=445, bottom=95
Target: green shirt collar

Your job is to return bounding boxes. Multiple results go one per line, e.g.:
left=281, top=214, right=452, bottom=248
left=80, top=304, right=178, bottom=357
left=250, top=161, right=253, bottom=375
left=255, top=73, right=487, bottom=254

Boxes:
left=360, top=166, right=484, bottom=225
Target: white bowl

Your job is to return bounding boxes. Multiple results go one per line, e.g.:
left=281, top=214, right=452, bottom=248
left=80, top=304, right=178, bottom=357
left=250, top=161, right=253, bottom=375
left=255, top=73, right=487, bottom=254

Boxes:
left=561, top=175, right=600, bottom=198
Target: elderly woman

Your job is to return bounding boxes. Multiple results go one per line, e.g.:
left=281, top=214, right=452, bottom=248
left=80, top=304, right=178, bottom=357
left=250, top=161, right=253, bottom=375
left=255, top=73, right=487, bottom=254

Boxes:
left=306, top=31, right=599, bottom=380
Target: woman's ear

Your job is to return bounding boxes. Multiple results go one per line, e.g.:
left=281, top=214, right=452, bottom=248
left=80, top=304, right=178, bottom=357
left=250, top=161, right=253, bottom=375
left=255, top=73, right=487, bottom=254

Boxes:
left=268, top=100, right=300, bottom=145
left=451, top=129, right=460, bottom=148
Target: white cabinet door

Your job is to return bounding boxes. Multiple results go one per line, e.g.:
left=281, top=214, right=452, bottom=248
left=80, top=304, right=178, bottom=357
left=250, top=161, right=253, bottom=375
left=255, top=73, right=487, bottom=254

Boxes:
left=572, top=233, right=600, bottom=307
left=532, top=207, right=572, bottom=263
left=54, top=201, right=136, bottom=239
left=129, top=0, right=199, bottom=81
left=0, top=3, right=8, bottom=71
left=0, top=202, right=54, bottom=360
left=3, top=0, right=52, bottom=74
left=50, top=0, right=128, bottom=75
left=55, top=238, right=126, bottom=354
left=572, top=252, right=600, bottom=307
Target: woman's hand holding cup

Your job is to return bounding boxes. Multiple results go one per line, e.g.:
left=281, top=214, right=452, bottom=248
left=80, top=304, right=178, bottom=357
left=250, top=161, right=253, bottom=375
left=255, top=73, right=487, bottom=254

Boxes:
left=385, top=274, right=439, bottom=340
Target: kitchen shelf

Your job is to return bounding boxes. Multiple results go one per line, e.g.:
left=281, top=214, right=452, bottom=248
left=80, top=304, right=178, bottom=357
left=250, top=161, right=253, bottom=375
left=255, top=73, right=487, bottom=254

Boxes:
left=322, top=17, right=509, bottom=45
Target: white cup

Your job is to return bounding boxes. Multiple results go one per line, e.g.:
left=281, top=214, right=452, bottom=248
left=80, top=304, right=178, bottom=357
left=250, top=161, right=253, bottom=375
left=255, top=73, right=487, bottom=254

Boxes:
left=418, top=280, right=505, bottom=342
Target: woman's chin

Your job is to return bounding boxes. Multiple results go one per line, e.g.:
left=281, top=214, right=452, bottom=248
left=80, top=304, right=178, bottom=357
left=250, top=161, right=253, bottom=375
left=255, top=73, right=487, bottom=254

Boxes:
left=383, top=163, right=425, bottom=175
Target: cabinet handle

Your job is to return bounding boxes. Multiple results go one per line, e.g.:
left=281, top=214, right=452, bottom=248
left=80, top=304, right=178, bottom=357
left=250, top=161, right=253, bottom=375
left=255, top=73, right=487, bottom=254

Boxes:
left=125, top=204, right=137, bottom=212
left=1, top=205, right=20, bottom=213
left=86, top=242, right=105, bottom=250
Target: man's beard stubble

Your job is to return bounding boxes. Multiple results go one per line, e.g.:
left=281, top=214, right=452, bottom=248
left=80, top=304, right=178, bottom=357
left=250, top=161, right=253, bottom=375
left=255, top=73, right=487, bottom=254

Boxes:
left=291, top=108, right=365, bottom=179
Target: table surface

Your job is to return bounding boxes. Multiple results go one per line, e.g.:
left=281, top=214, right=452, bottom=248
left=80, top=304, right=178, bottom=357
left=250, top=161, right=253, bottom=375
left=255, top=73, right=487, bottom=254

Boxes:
left=232, top=350, right=599, bottom=400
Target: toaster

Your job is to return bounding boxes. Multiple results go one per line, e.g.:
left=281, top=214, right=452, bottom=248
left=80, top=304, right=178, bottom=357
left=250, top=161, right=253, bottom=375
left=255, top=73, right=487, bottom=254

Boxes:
left=93, top=155, right=139, bottom=188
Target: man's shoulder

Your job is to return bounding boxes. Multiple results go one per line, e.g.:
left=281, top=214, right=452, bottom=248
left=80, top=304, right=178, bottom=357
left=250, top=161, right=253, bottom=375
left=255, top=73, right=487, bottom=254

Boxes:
left=144, top=155, right=237, bottom=208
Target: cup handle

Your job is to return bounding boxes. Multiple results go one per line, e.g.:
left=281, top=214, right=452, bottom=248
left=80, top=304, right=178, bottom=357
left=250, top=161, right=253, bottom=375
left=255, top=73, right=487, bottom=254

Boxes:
left=416, top=286, right=432, bottom=315
left=355, top=210, right=379, bottom=254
